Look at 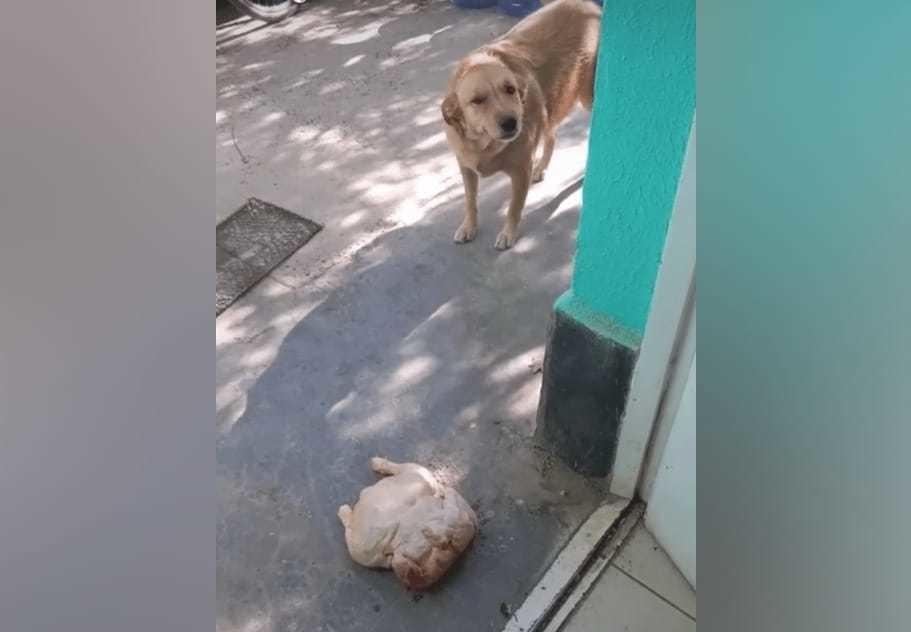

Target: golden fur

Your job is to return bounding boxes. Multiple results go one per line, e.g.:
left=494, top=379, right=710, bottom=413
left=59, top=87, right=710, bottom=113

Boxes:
left=442, top=0, right=602, bottom=249
left=337, top=457, right=478, bottom=591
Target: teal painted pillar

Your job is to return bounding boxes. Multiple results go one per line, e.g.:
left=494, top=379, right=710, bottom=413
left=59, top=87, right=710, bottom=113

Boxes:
left=536, top=0, right=695, bottom=476
left=566, top=0, right=695, bottom=341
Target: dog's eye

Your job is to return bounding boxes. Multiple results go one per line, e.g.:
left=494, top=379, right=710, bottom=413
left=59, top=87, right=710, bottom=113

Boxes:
left=470, top=96, right=486, bottom=105
left=504, top=85, right=516, bottom=95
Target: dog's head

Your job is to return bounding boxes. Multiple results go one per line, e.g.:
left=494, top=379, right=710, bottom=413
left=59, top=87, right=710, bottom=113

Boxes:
left=442, top=52, right=527, bottom=143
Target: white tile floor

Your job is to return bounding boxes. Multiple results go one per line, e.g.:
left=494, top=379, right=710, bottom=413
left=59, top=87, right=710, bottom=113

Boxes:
left=561, top=520, right=696, bottom=632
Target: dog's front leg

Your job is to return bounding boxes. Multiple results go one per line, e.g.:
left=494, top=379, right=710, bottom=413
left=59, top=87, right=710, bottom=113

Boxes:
left=454, top=165, right=479, bottom=243
left=495, top=167, right=530, bottom=250
left=533, top=129, right=556, bottom=183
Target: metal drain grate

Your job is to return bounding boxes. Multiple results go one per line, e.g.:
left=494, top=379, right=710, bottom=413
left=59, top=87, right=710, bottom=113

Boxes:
left=216, top=198, right=322, bottom=315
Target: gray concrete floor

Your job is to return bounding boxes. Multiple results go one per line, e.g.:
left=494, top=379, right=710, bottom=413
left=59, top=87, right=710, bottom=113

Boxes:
left=216, top=2, right=606, bottom=631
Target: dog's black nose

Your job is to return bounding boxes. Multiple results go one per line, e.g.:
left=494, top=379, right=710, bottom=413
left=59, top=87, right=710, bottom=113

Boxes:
left=500, top=116, right=518, bottom=134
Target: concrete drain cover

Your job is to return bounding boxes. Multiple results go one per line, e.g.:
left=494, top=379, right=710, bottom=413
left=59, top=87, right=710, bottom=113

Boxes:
left=216, top=198, right=322, bottom=315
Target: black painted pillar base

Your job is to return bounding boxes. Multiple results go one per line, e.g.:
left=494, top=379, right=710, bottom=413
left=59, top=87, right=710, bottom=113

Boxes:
left=535, top=308, right=638, bottom=477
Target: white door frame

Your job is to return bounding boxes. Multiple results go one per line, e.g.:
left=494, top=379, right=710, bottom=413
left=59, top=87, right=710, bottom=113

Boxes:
left=645, top=348, right=697, bottom=586
left=610, top=116, right=696, bottom=499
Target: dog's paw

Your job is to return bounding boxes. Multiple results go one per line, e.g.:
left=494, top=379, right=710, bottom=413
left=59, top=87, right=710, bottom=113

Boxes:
left=453, top=221, right=478, bottom=243
left=494, top=228, right=517, bottom=250
left=532, top=166, right=545, bottom=183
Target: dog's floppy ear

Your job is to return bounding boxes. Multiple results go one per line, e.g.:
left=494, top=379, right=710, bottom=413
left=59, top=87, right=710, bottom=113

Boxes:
left=441, top=92, right=464, bottom=136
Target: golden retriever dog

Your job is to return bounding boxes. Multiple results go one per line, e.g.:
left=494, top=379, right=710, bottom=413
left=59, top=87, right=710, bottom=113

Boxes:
left=442, top=0, right=601, bottom=249
left=337, top=457, right=478, bottom=590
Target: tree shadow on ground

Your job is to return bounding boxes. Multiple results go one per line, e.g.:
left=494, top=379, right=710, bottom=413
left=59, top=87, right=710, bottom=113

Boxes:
left=216, top=179, right=610, bottom=632
left=215, top=0, right=590, bottom=238
left=215, top=3, right=606, bottom=631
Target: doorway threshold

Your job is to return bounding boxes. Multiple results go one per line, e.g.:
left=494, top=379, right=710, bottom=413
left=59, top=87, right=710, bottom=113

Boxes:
left=502, top=498, right=645, bottom=632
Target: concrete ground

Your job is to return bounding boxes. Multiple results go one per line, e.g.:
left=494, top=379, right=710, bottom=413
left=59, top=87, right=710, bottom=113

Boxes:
left=216, top=2, right=608, bottom=631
